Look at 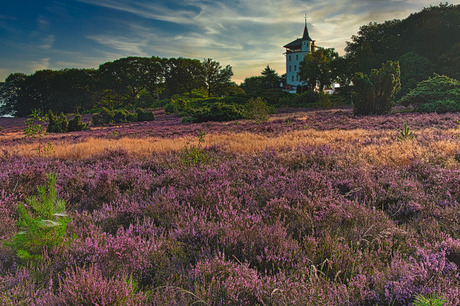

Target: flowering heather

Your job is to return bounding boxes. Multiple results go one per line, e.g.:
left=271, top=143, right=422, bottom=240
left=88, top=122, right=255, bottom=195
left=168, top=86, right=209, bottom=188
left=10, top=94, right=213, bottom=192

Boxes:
left=1, top=107, right=460, bottom=304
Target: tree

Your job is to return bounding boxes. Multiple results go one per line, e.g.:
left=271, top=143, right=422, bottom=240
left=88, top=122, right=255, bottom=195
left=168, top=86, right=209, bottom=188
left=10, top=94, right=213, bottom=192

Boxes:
left=98, top=57, right=151, bottom=105
left=163, top=57, right=203, bottom=97
left=240, top=76, right=264, bottom=94
left=439, top=42, right=460, bottom=80
left=299, top=48, right=338, bottom=92
left=331, top=56, right=355, bottom=102
left=0, top=72, right=26, bottom=116
left=261, top=65, right=280, bottom=89
left=345, top=4, right=460, bottom=80
left=201, top=58, right=233, bottom=97
left=352, top=60, right=401, bottom=115
left=143, top=56, right=165, bottom=98
left=397, top=51, right=433, bottom=99
left=14, top=70, right=59, bottom=117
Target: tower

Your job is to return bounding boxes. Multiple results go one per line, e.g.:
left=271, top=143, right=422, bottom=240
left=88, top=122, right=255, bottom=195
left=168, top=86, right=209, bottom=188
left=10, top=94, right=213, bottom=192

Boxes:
left=283, top=15, right=316, bottom=93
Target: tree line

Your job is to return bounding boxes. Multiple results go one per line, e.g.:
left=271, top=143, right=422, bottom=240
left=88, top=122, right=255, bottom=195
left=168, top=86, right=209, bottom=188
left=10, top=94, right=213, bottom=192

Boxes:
left=0, top=57, right=234, bottom=117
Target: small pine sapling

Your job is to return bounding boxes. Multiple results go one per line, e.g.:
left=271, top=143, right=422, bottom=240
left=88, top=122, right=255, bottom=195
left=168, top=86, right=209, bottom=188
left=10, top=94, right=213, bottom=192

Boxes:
left=6, top=174, right=70, bottom=264
left=24, top=109, right=53, bottom=156
left=182, top=131, right=209, bottom=165
left=413, top=292, right=446, bottom=306
left=398, top=123, right=415, bottom=141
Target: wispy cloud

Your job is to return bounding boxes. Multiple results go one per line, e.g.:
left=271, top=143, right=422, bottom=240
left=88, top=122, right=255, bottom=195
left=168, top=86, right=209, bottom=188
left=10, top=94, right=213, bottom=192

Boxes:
left=40, top=35, right=55, bottom=49
left=30, top=58, right=51, bottom=71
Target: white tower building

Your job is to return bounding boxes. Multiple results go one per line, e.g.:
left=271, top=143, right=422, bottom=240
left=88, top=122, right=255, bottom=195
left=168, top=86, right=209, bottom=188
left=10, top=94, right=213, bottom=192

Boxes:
left=283, top=16, right=316, bottom=93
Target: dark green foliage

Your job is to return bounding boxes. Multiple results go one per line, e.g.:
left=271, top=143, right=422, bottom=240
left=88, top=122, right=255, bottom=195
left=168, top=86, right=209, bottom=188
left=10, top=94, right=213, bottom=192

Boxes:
left=345, top=4, right=460, bottom=102
left=114, top=109, right=137, bottom=123
left=299, top=48, right=338, bottom=92
left=91, top=107, right=139, bottom=125
left=5, top=174, right=70, bottom=264
left=318, top=92, right=332, bottom=109
left=353, top=60, right=401, bottom=115
left=68, top=114, right=89, bottom=132
left=244, top=97, right=270, bottom=121
left=399, top=74, right=460, bottom=113
left=418, top=100, right=460, bottom=113
left=46, top=109, right=57, bottom=133
left=201, top=58, right=233, bottom=97
left=136, top=108, right=154, bottom=121
left=397, top=51, right=433, bottom=99
left=136, top=93, right=156, bottom=108
left=289, top=91, right=320, bottom=107
left=46, top=109, right=70, bottom=133
left=249, top=89, right=292, bottom=106
left=184, top=103, right=245, bottom=123
left=58, top=112, right=68, bottom=132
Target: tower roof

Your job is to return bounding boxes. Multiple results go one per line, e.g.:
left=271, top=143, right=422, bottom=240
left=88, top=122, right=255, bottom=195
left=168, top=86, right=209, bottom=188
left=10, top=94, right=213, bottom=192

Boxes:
left=302, top=20, right=312, bottom=41
left=283, top=17, right=313, bottom=49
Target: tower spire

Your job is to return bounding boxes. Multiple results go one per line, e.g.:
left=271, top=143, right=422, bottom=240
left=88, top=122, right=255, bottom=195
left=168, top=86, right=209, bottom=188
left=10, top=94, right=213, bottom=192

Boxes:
left=302, top=14, right=312, bottom=41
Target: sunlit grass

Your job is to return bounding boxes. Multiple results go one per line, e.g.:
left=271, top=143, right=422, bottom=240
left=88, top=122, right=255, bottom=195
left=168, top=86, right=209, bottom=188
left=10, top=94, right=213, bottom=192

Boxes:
left=2, top=128, right=459, bottom=168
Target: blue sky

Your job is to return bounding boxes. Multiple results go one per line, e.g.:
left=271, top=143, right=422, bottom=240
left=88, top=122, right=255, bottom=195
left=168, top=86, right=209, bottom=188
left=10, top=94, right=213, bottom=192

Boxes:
left=1, top=0, right=458, bottom=84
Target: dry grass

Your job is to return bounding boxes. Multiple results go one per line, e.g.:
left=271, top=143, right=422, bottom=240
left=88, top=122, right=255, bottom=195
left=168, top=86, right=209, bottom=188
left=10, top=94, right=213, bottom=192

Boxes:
left=2, top=128, right=460, bottom=168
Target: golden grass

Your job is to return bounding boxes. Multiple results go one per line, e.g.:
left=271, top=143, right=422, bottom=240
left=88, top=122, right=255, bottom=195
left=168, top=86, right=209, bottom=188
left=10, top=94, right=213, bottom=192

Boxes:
left=2, top=128, right=460, bottom=168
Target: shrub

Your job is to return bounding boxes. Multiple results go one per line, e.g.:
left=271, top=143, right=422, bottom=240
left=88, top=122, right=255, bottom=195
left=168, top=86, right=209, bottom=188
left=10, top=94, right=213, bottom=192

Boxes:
left=399, top=74, right=460, bottom=111
left=5, top=174, right=70, bottom=265
left=0, top=126, right=3, bottom=131
left=166, top=98, right=188, bottom=114
left=46, top=110, right=68, bottom=133
left=319, top=91, right=332, bottom=109
left=135, top=93, right=155, bottom=109
left=185, top=103, right=245, bottom=123
left=417, top=99, right=460, bottom=113
left=244, top=97, right=270, bottom=121
left=91, top=108, right=138, bottom=125
left=290, top=90, right=320, bottom=107
left=67, top=114, right=89, bottom=132
left=353, top=60, right=401, bottom=115
left=136, top=108, right=154, bottom=121
left=153, top=99, right=170, bottom=108
left=164, top=102, right=175, bottom=114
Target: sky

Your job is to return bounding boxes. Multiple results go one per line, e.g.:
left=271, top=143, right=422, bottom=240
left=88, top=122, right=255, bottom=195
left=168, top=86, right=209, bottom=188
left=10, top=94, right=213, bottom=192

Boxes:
left=1, top=0, right=459, bottom=84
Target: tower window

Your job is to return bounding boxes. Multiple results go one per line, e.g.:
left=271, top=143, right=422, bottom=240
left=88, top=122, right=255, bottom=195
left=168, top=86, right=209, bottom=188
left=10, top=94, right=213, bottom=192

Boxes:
left=292, top=76, right=294, bottom=82
left=294, top=65, right=297, bottom=71
left=296, top=75, right=299, bottom=81
left=289, top=66, right=291, bottom=72
left=289, top=55, right=291, bottom=61
left=296, top=54, right=298, bottom=60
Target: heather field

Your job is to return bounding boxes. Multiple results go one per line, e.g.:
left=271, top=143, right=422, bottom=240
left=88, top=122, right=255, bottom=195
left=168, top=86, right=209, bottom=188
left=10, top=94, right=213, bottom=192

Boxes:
left=2, top=107, right=460, bottom=305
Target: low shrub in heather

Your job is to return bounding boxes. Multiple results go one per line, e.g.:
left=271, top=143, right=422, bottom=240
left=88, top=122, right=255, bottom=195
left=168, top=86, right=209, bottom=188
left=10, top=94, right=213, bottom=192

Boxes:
left=399, top=74, right=460, bottom=112
left=135, top=107, right=154, bottom=121
left=67, top=113, right=89, bottom=131
left=91, top=107, right=138, bottom=125
left=47, top=110, right=68, bottom=133
left=183, top=103, right=245, bottom=123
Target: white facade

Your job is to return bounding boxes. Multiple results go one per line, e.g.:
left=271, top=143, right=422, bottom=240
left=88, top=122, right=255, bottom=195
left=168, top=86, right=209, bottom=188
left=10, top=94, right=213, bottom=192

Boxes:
left=285, top=47, right=310, bottom=93
left=283, top=19, right=315, bottom=93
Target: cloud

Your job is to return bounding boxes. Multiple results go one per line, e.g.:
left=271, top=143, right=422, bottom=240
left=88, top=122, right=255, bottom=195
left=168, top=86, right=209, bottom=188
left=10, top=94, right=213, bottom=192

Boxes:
left=85, top=33, right=149, bottom=56
left=40, top=35, right=55, bottom=49
left=30, top=58, right=51, bottom=71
